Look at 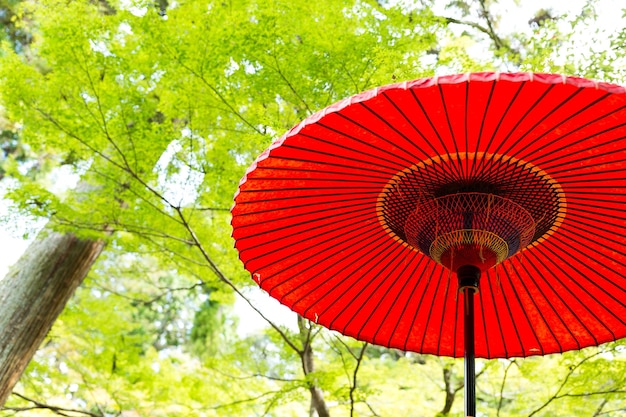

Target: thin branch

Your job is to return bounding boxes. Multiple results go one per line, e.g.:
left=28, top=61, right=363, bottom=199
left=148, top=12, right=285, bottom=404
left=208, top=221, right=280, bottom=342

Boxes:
left=35, top=107, right=183, bottom=217
left=74, top=46, right=135, bottom=175
left=94, top=281, right=205, bottom=306
left=528, top=351, right=604, bottom=417
left=558, top=389, right=626, bottom=398
left=5, top=393, right=102, bottom=417
left=592, top=398, right=609, bottom=417
left=207, top=365, right=302, bottom=383
left=349, top=343, right=368, bottom=417
left=88, top=166, right=184, bottom=226
left=269, top=53, right=313, bottom=115
left=132, top=233, right=209, bottom=267
left=163, top=44, right=265, bottom=136
left=173, top=206, right=302, bottom=354
left=443, top=16, right=497, bottom=41
left=477, top=0, right=505, bottom=49
left=331, top=334, right=364, bottom=361
left=209, top=385, right=301, bottom=411
left=497, top=359, right=516, bottom=417
left=365, top=400, right=381, bottom=417
left=597, top=407, right=626, bottom=416
left=194, top=206, right=230, bottom=211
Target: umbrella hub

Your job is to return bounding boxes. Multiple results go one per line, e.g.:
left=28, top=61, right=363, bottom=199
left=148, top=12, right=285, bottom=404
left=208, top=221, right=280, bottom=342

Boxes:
left=406, top=192, right=535, bottom=271
left=378, top=153, right=566, bottom=271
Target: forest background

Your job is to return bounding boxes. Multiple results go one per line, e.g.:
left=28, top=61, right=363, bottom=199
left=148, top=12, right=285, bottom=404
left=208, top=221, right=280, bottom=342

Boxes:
left=0, top=0, right=625, bottom=416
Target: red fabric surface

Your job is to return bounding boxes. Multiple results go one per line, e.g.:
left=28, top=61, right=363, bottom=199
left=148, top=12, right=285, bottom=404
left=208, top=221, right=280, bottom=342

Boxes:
left=231, top=72, right=626, bottom=358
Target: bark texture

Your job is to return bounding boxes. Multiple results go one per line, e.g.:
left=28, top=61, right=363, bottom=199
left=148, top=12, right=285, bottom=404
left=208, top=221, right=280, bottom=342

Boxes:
left=0, top=231, right=104, bottom=405
left=298, top=315, right=330, bottom=417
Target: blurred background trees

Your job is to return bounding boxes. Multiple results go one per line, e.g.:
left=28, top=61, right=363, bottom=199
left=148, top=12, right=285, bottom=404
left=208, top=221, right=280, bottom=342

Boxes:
left=0, top=0, right=625, bottom=415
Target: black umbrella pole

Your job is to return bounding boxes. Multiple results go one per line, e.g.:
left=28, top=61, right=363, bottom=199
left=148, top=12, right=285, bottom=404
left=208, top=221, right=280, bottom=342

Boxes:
left=458, top=265, right=480, bottom=417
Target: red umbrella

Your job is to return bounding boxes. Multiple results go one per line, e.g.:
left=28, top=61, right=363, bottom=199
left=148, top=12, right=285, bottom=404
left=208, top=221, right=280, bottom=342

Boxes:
left=231, top=72, right=626, bottom=415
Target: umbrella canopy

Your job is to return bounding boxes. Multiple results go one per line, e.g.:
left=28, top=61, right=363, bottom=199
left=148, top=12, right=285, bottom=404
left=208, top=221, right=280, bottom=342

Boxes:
left=231, top=72, right=626, bottom=359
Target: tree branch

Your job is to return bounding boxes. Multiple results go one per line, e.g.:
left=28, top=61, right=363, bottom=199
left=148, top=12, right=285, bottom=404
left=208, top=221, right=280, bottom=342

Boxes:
left=268, top=52, right=313, bottom=116
left=528, top=351, right=604, bottom=417
left=173, top=206, right=302, bottom=353
left=163, top=45, right=265, bottom=136
left=349, top=343, right=368, bottom=417
left=297, top=315, right=330, bottom=417
left=4, top=393, right=102, bottom=417
left=477, top=0, right=505, bottom=50
left=496, top=359, right=516, bottom=417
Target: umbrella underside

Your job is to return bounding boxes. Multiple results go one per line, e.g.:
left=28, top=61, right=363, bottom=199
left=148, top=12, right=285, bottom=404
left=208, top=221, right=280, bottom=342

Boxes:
left=232, top=72, right=626, bottom=359
left=380, top=152, right=564, bottom=271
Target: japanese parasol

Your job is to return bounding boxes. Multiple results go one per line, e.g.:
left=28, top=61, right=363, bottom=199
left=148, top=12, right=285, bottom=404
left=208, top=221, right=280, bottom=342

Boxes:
left=231, top=72, right=626, bottom=416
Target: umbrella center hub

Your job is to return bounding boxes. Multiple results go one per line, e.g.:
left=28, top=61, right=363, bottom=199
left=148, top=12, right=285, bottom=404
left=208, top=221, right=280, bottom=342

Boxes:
left=378, top=153, right=566, bottom=271
left=407, top=193, right=534, bottom=271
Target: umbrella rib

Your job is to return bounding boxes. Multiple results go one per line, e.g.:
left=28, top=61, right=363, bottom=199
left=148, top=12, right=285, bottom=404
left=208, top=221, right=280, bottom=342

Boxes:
left=564, top=195, right=626, bottom=205
left=453, top=281, right=461, bottom=358
left=550, top=226, right=626, bottom=271
left=272, top=224, right=389, bottom=304
left=528, top=253, right=602, bottom=347
left=477, top=280, right=492, bottom=358
left=535, top=136, right=626, bottom=173
left=557, top=168, right=626, bottom=181
left=234, top=195, right=373, bottom=217
left=240, top=220, right=378, bottom=273
left=419, top=267, right=448, bottom=353
left=435, top=268, right=454, bottom=357
left=403, top=264, right=440, bottom=352
left=238, top=203, right=369, bottom=240
left=565, top=189, right=626, bottom=196
left=235, top=204, right=373, bottom=245
left=235, top=189, right=379, bottom=205
left=317, top=236, right=407, bottom=331
left=560, top=184, right=626, bottom=189
left=497, top=88, right=604, bottom=159
left=517, top=250, right=581, bottom=351
left=498, top=262, right=545, bottom=355
left=382, top=255, right=432, bottom=349
left=379, top=92, right=441, bottom=156
left=342, top=251, right=426, bottom=339
left=315, top=119, right=420, bottom=171
left=472, top=81, right=530, bottom=179
left=565, top=212, right=626, bottom=238
left=470, top=80, right=497, bottom=179
left=409, top=89, right=464, bottom=179
left=327, top=113, right=429, bottom=170
left=357, top=100, right=442, bottom=166
left=240, top=210, right=378, bottom=265
left=546, top=229, right=626, bottom=287
left=464, top=80, right=470, bottom=179
left=562, top=207, right=626, bottom=230
left=437, top=83, right=462, bottom=175
left=284, top=137, right=406, bottom=173
left=483, top=271, right=510, bottom=357
left=295, top=233, right=401, bottom=318
left=358, top=251, right=425, bottom=344
left=237, top=185, right=381, bottom=193
left=540, top=239, right=626, bottom=332
left=244, top=175, right=391, bottom=186
left=517, top=110, right=626, bottom=165
left=529, top=244, right=615, bottom=344
left=380, top=92, right=458, bottom=182
left=258, top=154, right=396, bottom=178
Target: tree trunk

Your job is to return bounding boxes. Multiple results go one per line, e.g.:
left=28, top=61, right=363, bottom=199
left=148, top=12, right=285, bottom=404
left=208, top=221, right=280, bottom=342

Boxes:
left=0, top=231, right=104, bottom=405
left=439, top=364, right=459, bottom=416
left=298, top=316, right=331, bottom=417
